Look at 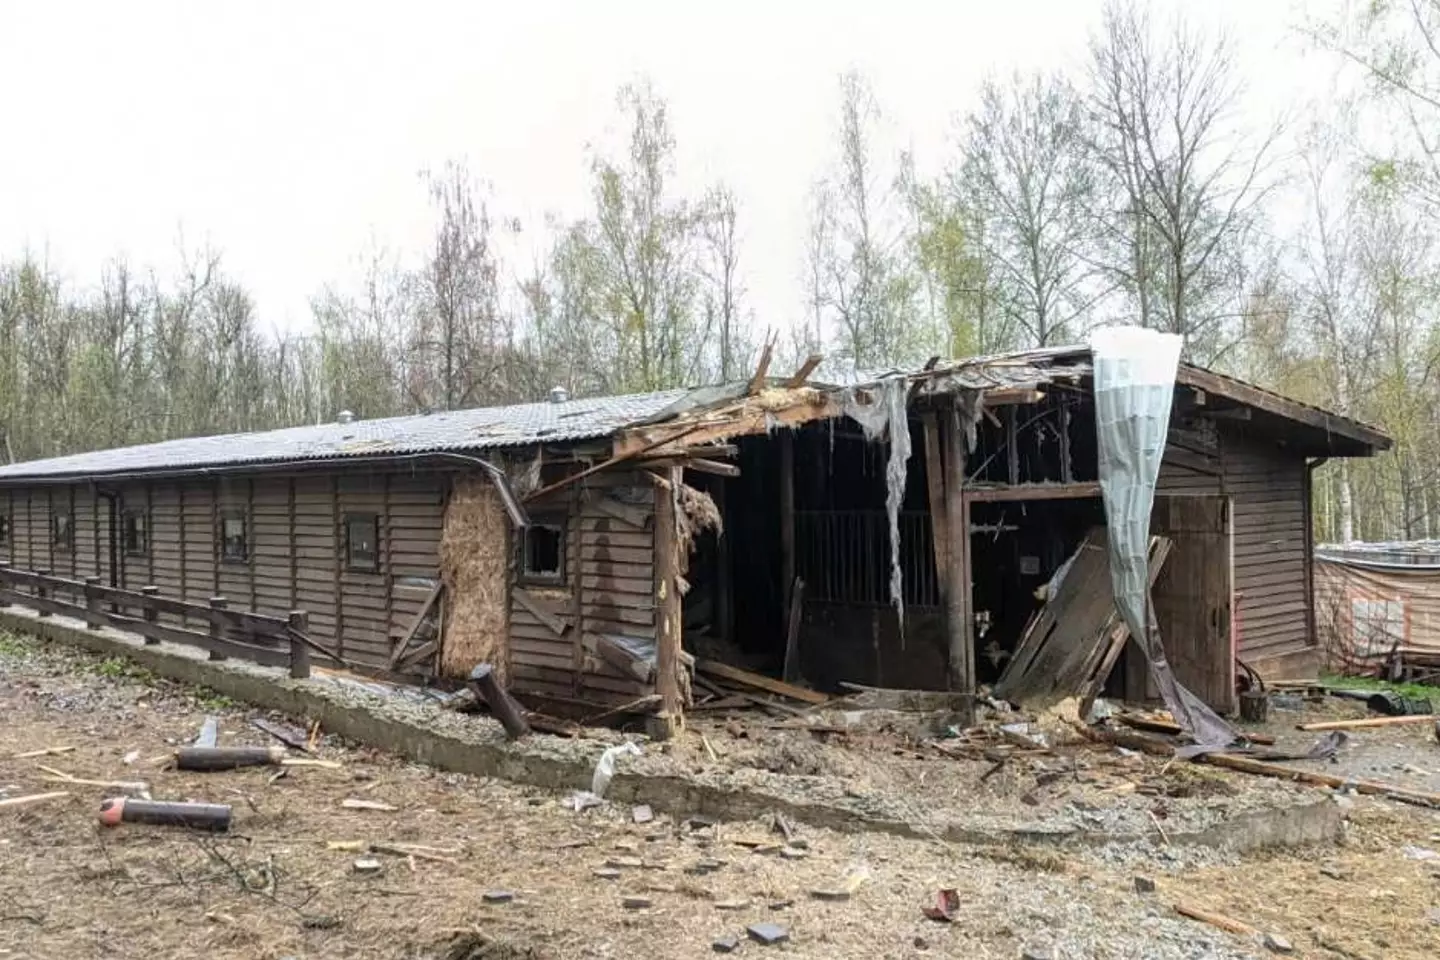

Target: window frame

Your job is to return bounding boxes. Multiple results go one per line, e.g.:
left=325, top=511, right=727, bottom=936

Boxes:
left=121, top=508, right=149, bottom=558
left=51, top=509, right=74, bottom=553
left=344, top=512, right=381, bottom=573
left=218, top=510, right=250, bottom=564
left=518, top=515, right=567, bottom=585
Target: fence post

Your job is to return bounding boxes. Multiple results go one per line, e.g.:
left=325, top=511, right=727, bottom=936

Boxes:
left=36, top=568, right=51, bottom=618
left=140, top=585, right=160, bottom=645
left=0, top=564, right=10, bottom=608
left=207, top=596, right=228, bottom=661
left=287, top=610, right=311, bottom=680
left=84, top=576, right=103, bottom=630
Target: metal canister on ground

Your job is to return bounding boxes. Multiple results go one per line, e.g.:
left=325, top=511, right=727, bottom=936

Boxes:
left=98, top=797, right=232, bottom=831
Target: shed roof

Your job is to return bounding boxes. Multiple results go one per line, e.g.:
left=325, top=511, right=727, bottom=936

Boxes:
left=0, top=343, right=1391, bottom=483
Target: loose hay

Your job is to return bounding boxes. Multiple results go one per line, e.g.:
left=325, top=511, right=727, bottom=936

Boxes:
left=439, top=476, right=510, bottom=681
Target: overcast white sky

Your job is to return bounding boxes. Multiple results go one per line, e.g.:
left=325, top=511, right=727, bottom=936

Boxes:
left=0, top=1, right=1331, bottom=336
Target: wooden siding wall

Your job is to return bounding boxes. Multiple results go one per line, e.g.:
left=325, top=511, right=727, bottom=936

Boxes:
left=1157, top=422, right=1313, bottom=668
left=508, top=470, right=657, bottom=706
left=2, top=470, right=448, bottom=671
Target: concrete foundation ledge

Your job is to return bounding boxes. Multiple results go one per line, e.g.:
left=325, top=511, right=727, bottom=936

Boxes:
left=0, top=607, right=1344, bottom=854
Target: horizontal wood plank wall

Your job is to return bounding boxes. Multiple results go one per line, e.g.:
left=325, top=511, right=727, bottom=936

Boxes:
left=577, top=472, right=656, bottom=702
left=0, top=489, right=11, bottom=566
left=251, top=477, right=294, bottom=622
left=294, top=475, right=337, bottom=651
left=1223, top=432, right=1311, bottom=664
left=181, top=482, right=216, bottom=617
left=150, top=483, right=183, bottom=622
left=387, top=472, right=446, bottom=649
left=509, top=478, right=579, bottom=701
left=338, top=472, right=388, bottom=667
left=72, top=486, right=96, bottom=582
left=216, top=477, right=253, bottom=612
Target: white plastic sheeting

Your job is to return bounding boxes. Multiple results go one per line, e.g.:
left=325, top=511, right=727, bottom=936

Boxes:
left=1091, top=326, right=1235, bottom=750
left=843, top=377, right=914, bottom=634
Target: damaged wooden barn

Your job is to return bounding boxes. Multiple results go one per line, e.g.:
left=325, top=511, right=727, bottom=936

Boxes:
left=0, top=338, right=1391, bottom=736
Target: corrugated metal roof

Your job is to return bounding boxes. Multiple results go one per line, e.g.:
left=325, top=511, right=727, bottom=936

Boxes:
left=0, top=388, right=691, bottom=482
left=1317, top=540, right=1440, bottom=571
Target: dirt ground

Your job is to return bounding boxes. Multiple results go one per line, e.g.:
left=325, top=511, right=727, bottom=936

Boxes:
left=2, top=633, right=1438, bottom=960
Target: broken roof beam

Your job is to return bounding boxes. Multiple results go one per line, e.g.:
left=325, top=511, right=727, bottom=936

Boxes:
left=783, top=354, right=824, bottom=387
left=612, top=391, right=843, bottom=458
left=964, top=481, right=1102, bottom=503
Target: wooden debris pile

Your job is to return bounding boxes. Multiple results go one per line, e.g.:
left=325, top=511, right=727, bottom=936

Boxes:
left=689, top=659, right=830, bottom=718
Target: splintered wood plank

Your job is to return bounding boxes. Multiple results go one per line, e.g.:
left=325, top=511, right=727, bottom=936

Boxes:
left=695, top=659, right=828, bottom=705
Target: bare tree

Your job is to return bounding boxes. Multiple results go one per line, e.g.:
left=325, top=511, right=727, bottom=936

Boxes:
left=958, top=72, right=1099, bottom=346
left=698, top=185, right=747, bottom=381
left=1086, top=1, right=1278, bottom=361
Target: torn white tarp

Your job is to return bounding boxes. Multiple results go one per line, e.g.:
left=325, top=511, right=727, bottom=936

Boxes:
left=1091, top=326, right=1235, bottom=751
left=842, top=377, right=913, bottom=635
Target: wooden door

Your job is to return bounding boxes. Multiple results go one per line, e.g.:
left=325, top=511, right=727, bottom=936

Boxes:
left=1149, top=494, right=1235, bottom=713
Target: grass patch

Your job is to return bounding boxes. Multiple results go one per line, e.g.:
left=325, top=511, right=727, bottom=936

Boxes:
left=1320, top=673, right=1440, bottom=703
left=191, top=686, right=236, bottom=710
left=0, top=630, right=32, bottom=658
left=87, top=656, right=156, bottom=685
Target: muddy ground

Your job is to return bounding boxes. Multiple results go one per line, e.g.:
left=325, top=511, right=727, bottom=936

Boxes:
left=1, top=632, right=1438, bottom=960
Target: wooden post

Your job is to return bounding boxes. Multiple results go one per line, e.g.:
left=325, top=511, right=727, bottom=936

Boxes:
left=921, top=411, right=949, bottom=585
left=84, top=576, right=103, bottom=630
left=287, top=610, right=311, bottom=679
left=1058, top=403, right=1073, bottom=484
left=469, top=663, right=531, bottom=739
left=0, top=565, right=10, bottom=608
left=778, top=430, right=795, bottom=626
left=650, top=466, right=683, bottom=741
left=714, top=479, right=731, bottom=645
left=207, top=596, right=228, bottom=661
left=941, top=404, right=972, bottom=699
left=36, top=568, right=51, bottom=618
left=140, top=585, right=160, bottom=645
left=1005, top=406, right=1019, bottom=485
left=781, top=577, right=806, bottom=683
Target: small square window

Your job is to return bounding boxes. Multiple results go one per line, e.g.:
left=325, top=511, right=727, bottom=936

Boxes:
left=52, top=511, right=74, bottom=552
left=122, top=510, right=148, bottom=556
left=220, top=511, right=249, bottom=563
left=345, top=513, right=380, bottom=571
left=521, top=520, right=565, bottom=582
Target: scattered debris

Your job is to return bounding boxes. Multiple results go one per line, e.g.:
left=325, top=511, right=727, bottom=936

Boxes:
left=370, top=842, right=459, bottom=864
left=0, top=791, right=70, bottom=810
left=11, top=746, right=75, bottom=760
left=327, top=840, right=366, bottom=852
left=714, top=899, right=750, bottom=911
left=1402, top=845, right=1439, bottom=861
left=1020, top=945, right=1056, bottom=960
left=194, top=716, right=219, bottom=748
left=353, top=858, right=382, bottom=874
left=482, top=890, right=516, bottom=904
left=746, top=922, right=790, bottom=946
left=1201, top=753, right=1440, bottom=808
left=779, top=846, right=807, bottom=860
left=921, top=888, right=960, bottom=922
left=621, top=895, right=652, bottom=910
left=1133, top=876, right=1156, bottom=894
left=1174, top=901, right=1258, bottom=937
left=121, top=750, right=140, bottom=765
left=712, top=934, right=741, bottom=953
left=97, top=797, right=231, bottom=831
left=1262, top=932, right=1294, bottom=954
left=250, top=717, right=315, bottom=753
left=37, top=771, right=149, bottom=799
left=176, top=746, right=286, bottom=771
left=592, top=868, right=621, bottom=880
left=695, top=659, right=828, bottom=705
left=469, top=664, right=532, bottom=740
left=340, top=798, right=398, bottom=812
left=1297, top=713, right=1437, bottom=731
left=631, top=804, right=654, bottom=824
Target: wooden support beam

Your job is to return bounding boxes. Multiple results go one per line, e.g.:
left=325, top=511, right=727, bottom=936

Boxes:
left=715, top=480, right=732, bottom=645
left=783, top=354, right=823, bottom=387
left=679, top=458, right=740, bottom=478
left=612, top=394, right=842, bottom=458
left=921, top=412, right=949, bottom=581
left=746, top=336, right=775, bottom=394
left=781, top=577, right=805, bottom=684
left=779, top=430, right=795, bottom=630
left=941, top=401, right=972, bottom=697
left=984, top=387, right=1045, bottom=405
left=1005, top=407, right=1019, bottom=485
left=651, top=465, right=684, bottom=740
left=387, top=582, right=442, bottom=669
left=963, top=482, right=1102, bottom=503
left=1059, top=403, right=1073, bottom=484
left=695, top=659, right=829, bottom=704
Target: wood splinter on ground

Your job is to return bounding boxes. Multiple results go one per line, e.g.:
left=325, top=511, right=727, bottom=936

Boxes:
left=341, top=798, right=399, bottom=812
left=1174, top=901, right=1258, bottom=937
left=11, top=746, right=76, bottom=760
left=1297, top=714, right=1438, bottom=731
left=0, top=791, right=70, bottom=810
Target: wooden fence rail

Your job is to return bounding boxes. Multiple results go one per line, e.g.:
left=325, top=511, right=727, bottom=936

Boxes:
left=0, top=564, right=319, bottom=679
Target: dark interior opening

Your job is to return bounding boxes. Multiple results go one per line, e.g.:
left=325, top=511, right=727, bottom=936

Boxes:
left=522, top=523, right=564, bottom=580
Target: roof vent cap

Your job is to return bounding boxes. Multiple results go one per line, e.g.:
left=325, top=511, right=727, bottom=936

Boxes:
left=337, top=409, right=356, bottom=424
left=548, top=386, right=570, bottom=404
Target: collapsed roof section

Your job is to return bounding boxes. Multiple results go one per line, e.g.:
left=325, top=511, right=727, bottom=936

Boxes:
left=0, top=343, right=1390, bottom=485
